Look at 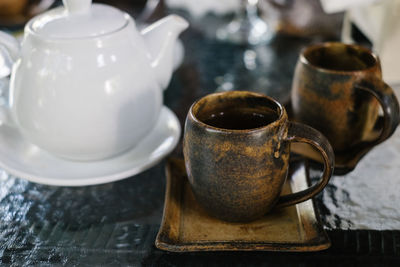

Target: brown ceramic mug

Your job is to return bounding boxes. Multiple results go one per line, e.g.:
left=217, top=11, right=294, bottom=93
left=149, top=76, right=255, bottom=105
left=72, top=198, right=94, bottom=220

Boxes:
left=291, top=42, right=400, bottom=152
left=183, top=91, right=334, bottom=222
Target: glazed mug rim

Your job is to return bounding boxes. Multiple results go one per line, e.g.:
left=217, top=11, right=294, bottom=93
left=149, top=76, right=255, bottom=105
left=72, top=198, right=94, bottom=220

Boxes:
left=188, top=91, right=285, bottom=134
left=300, top=42, right=380, bottom=75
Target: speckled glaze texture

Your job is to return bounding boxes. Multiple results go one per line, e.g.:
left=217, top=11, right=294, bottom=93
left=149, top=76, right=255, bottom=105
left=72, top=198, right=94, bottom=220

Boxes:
left=291, top=42, right=400, bottom=152
left=183, top=91, right=334, bottom=222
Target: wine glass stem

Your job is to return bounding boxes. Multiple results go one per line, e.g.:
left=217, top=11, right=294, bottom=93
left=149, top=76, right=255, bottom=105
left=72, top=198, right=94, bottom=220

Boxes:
left=245, top=0, right=259, bottom=19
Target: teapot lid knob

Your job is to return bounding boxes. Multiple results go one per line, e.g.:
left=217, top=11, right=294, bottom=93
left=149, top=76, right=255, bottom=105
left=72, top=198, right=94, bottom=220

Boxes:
left=30, top=0, right=127, bottom=38
left=63, top=0, right=92, bottom=14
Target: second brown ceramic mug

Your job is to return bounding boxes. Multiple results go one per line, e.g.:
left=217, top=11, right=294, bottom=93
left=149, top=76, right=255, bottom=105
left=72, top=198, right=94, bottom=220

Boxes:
left=291, top=42, right=400, bottom=152
left=183, top=91, right=334, bottom=222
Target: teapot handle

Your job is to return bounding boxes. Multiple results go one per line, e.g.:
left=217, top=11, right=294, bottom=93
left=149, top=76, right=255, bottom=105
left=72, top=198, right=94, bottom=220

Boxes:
left=0, top=31, right=19, bottom=127
left=0, top=105, right=13, bottom=127
left=0, top=31, right=20, bottom=68
left=0, top=78, right=14, bottom=127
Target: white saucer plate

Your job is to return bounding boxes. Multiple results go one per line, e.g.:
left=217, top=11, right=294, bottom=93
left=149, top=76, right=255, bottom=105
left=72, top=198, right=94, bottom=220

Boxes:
left=0, top=106, right=181, bottom=186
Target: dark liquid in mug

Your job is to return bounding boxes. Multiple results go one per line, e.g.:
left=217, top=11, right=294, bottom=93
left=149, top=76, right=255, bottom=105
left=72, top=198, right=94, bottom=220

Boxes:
left=203, top=108, right=277, bottom=130
left=305, top=45, right=377, bottom=71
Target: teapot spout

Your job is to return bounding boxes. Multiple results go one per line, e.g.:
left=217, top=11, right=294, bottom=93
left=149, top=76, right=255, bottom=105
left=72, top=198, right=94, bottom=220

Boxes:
left=141, top=15, right=188, bottom=89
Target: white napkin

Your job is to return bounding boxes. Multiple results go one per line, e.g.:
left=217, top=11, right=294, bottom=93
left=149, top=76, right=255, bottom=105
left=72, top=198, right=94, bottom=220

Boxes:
left=320, top=0, right=381, bottom=13
left=339, top=0, right=400, bottom=85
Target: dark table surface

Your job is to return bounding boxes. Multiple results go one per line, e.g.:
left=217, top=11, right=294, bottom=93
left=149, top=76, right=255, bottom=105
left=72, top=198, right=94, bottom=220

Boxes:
left=1, top=3, right=400, bottom=266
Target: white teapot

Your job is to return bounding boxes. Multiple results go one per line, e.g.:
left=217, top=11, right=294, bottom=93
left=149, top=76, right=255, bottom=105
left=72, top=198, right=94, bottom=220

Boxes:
left=0, top=0, right=188, bottom=161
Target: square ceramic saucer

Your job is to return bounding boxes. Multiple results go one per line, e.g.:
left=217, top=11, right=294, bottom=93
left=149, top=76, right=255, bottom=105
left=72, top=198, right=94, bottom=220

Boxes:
left=155, top=158, right=330, bottom=252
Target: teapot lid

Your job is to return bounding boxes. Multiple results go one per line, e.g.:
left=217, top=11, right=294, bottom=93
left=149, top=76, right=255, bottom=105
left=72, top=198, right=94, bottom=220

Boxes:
left=30, top=0, right=129, bottom=39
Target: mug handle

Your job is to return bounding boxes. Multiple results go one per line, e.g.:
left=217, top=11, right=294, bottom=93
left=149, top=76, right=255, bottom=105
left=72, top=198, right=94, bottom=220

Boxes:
left=0, top=31, right=19, bottom=127
left=355, top=78, right=400, bottom=146
left=275, top=122, right=334, bottom=208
